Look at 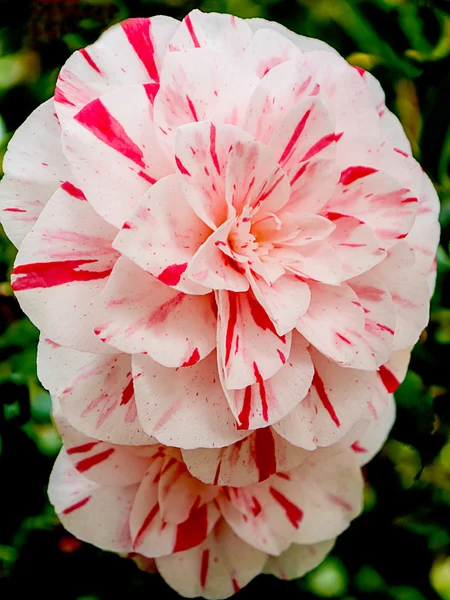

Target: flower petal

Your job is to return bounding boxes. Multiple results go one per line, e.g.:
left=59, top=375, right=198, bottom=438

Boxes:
left=61, top=84, right=172, bottom=228
left=266, top=539, right=335, bottom=580
left=216, top=290, right=292, bottom=390
left=153, top=49, right=258, bottom=156
left=55, top=16, right=179, bottom=124
left=296, top=282, right=377, bottom=369
left=132, top=352, right=249, bottom=449
left=182, top=428, right=311, bottom=487
left=113, top=174, right=211, bottom=295
left=37, top=338, right=150, bottom=445
left=350, top=394, right=395, bottom=467
left=11, top=184, right=118, bottom=353
left=0, top=99, right=70, bottom=247
left=156, top=520, right=266, bottom=600
left=273, top=347, right=377, bottom=450
left=48, top=449, right=136, bottom=553
left=95, top=257, right=216, bottom=366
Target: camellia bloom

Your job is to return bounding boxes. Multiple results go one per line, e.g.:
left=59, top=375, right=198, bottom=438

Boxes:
left=48, top=399, right=393, bottom=599
left=0, top=10, right=439, bottom=451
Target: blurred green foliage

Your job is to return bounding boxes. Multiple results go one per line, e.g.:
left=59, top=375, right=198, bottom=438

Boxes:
left=0, top=0, right=450, bottom=598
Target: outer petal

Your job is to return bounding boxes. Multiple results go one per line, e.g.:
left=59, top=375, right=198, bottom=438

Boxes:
left=325, top=170, right=418, bottom=248
left=175, top=122, right=252, bottom=229
left=55, top=412, right=152, bottom=487
left=130, top=460, right=220, bottom=558
left=37, top=338, right=150, bottom=445
left=156, top=520, right=266, bottom=600
left=61, top=84, right=172, bottom=228
left=11, top=184, right=118, bottom=353
left=182, top=428, right=311, bottom=487
left=0, top=99, right=70, bottom=247
left=266, top=539, right=335, bottom=580
left=48, top=449, right=136, bottom=553
left=302, top=51, right=380, bottom=136
left=350, top=394, right=395, bottom=467
left=216, top=290, right=291, bottom=390
left=246, top=18, right=337, bottom=54
left=371, top=241, right=430, bottom=350
left=326, top=214, right=387, bottom=279
left=273, top=347, right=377, bottom=450
left=296, top=282, right=376, bottom=370
left=219, top=450, right=362, bottom=554
left=243, top=29, right=304, bottom=79
left=153, top=49, right=258, bottom=155
left=168, top=10, right=253, bottom=55
left=95, top=257, right=216, bottom=366
left=55, top=16, right=179, bottom=124
left=244, top=60, right=316, bottom=144
left=268, top=96, right=338, bottom=172
left=132, top=352, right=249, bottom=449
left=113, top=174, right=210, bottom=295
left=223, top=335, right=313, bottom=431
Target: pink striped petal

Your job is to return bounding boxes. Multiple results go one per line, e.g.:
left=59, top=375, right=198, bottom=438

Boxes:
left=286, top=158, right=340, bottom=215
left=168, top=10, right=252, bottom=55
left=296, top=282, right=377, bottom=369
left=0, top=99, right=70, bottom=247
left=219, top=450, right=362, bottom=554
left=302, top=51, right=379, bottom=135
left=246, top=19, right=337, bottom=54
left=185, top=222, right=250, bottom=292
left=182, top=428, right=311, bottom=487
left=130, top=459, right=220, bottom=558
left=95, top=257, right=216, bottom=366
left=243, top=29, right=304, bottom=79
left=222, top=336, right=312, bottom=431
left=225, top=139, right=290, bottom=216
left=348, top=273, right=396, bottom=367
left=113, top=174, right=211, bottom=295
left=61, top=84, right=172, bottom=228
left=282, top=241, right=344, bottom=285
left=377, top=348, right=411, bottom=396
left=351, top=394, right=395, bottom=467
left=244, top=60, right=316, bottom=144
left=48, top=449, right=136, bottom=553
left=268, top=96, right=338, bottom=172
left=11, top=184, right=118, bottom=353
left=216, top=290, right=292, bottom=390
left=55, top=16, right=178, bottom=124
left=175, top=122, right=252, bottom=229
left=156, top=520, right=266, bottom=599
left=132, top=352, right=249, bottom=449
left=325, top=170, right=418, bottom=248
left=326, top=214, right=386, bottom=279
left=266, top=539, right=335, bottom=580
left=248, top=271, right=311, bottom=336
left=273, top=347, right=377, bottom=449
left=153, top=49, right=258, bottom=156
left=55, top=412, right=152, bottom=487
left=37, top=339, right=150, bottom=445
left=371, top=242, right=430, bottom=350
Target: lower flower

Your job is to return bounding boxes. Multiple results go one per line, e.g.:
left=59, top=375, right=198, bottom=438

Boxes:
left=49, top=399, right=394, bottom=599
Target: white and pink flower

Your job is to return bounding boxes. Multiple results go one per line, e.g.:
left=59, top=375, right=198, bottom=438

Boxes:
left=0, top=9, right=440, bottom=595
left=48, top=400, right=393, bottom=599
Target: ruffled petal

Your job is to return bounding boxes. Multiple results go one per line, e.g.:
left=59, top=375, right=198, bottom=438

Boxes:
left=61, top=84, right=172, bottom=228
left=0, top=99, right=70, bottom=247
left=11, top=184, right=118, bottom=353
left=156, top=520, right=266, bottom=600
left=95, top=257, right=216, bottom=366
left=132, top=352, right=249, bottom=449
left=266, top=539, right=335, bottom=580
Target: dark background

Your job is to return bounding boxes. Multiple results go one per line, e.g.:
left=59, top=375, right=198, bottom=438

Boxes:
left=0, top=1, right=450, bottom=598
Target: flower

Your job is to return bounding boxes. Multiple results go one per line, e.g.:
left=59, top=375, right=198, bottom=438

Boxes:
left=48, top=400, right=393, bottom=599
left=0, top=10, right=439, bottom=450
